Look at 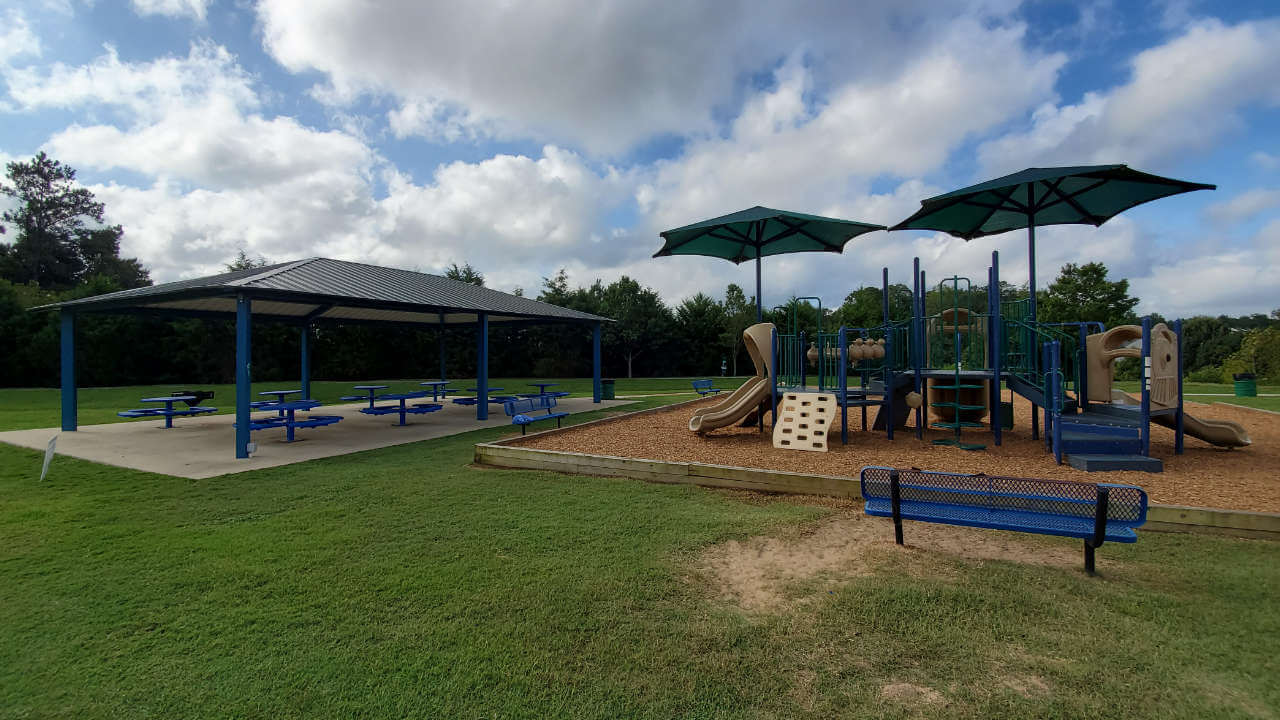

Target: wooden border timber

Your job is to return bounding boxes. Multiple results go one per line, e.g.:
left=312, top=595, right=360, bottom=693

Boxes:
left=477, top=406, right=1280, bottom=540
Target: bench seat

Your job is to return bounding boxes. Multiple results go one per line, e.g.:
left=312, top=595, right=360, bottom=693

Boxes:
left=504, top=396, right=569, bottom=434
left=361, top=405, right=440, bottom=416
left=118, top=406, right=217, bottom=419
left=864, top=498, right=1138, bottom=543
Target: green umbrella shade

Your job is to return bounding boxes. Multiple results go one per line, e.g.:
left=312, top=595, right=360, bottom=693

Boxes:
left=655, top=206, right=886, bottom=263
left=889, top=165, right=1215, bottom=238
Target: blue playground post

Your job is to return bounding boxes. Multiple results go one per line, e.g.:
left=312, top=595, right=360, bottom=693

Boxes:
left=300, top=323, right=311, bottom=400
left=1140, top=315, right=1152, bottom=457
left=592, top=322, right=602, bottom=403
left=235, top=294, right=252, bottom=459
left=838, top=326, right=848, bottom=445
left=989, top=254, right=1002, bottom=447
left=60, top=312, right=77, bottom=432
left=477, top=312, right=489, bottom=420
left=912, top=257, right=923, bottom=439
left=1175, top=318, right=1185, bottom=454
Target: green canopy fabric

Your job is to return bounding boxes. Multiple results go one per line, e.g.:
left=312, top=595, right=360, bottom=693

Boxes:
left=655, top=206, right=885, bottom=320
left=889, top=165, right=1215, bottom=319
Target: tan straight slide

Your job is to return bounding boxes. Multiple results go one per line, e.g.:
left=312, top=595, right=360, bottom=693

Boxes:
left=1110, top=390, right=1251, bottom=448
left=690, top=323, right=775, bottom=434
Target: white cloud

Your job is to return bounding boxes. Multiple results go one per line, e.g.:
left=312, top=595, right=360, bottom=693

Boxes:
left=255, top=0, right=1027, bottom=155
left=978, top=18, right=1280, bottom=172
left=1251, top=151, right=1280, bottom=171
left=130, top=0, right=209, bottom=20
left=1205, top=188, right=1280, bottom=225
left=0, top=10, right=41, bottom=66
left=1130, top=220, right=1280, bottom=317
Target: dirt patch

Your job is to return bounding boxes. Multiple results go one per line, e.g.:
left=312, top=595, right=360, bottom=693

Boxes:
left=880, top=682, right=945, bottom=707
left=518, top=393, right=1280, bottom=513
left=698, top=511, right=1102, bottom=612
left=1001, top=675, right=1051, bottom=698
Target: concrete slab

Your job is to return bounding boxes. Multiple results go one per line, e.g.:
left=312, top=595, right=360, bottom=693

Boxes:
left=0, top=398, right=632, bottom=479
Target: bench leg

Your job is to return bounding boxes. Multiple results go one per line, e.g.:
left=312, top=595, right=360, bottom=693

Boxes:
left=1084, top=542, right=1095, bottom=575
left=890, top=469, right=904, bottom=546
left=521, top=425, right=526, bottom=436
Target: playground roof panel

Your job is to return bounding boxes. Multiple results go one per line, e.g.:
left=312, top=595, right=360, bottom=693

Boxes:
left=40, top=257, right=610, bottom=326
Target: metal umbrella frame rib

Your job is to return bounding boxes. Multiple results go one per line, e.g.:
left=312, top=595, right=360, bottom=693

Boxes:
left=888, top=165, right=1215, bottom=319
left=655, top=206, right=886, bottom=321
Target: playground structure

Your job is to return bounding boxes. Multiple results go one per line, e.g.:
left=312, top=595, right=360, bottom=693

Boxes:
left=694, top=251, right=1251, bottom=473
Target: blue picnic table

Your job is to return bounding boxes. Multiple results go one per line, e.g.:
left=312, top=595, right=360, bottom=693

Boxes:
left=452, top=387, right=521, bottom=406
left=362, top=390, right=443, bottom=426
left=419, top=380, right=452, bottom=400
left=244, top=400, right=337, bottom=442
left=258, top=389, right=302, bottom=416
left=117, top=395, right=218, bottom=428
left=342, top=385, right=389, bottom=409
left=529, top=382, right=559, bottom=394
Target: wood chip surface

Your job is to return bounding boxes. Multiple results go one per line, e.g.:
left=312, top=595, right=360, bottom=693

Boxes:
left=517, top=394, right=1280, bottom=513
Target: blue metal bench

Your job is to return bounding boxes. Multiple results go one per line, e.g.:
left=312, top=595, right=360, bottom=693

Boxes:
left=503, top=396, right=569, bottom=435
left=859, top=466, right=1148, bottom=574
left=237, top=413, right=342, bottom=442
left=692, top=379, right=723, bottom=396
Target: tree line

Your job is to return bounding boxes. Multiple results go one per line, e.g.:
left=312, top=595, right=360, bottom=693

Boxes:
left=2, top=153, right=1277, bottom=387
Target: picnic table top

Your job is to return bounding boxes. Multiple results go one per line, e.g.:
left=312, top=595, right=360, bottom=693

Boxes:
left=256, top=400, right=322, bottom=412
left=529, top=382, right=559, bottom=388
left=141, top=395, right=194, bottom=403
left=353, top=384, right=389, bottom=391
left=259, top=389, right=302, bottom=397
left=419, top=380, right=449, bottom=386
left=376, top=390, right=431, bottom=401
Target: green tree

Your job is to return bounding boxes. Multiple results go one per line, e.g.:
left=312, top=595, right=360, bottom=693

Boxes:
left=675, top=293, right=727, bottom=375
left=1222, top=326, right=1280, bottom=382
left=1038, top=262, right=1139, bottom=328
left=719, top=284, right=754, bottom=375
left=1, top=152, right=145, bottom=290
left=446, top=262, right=484, bottom=286
left=227, top=249, right=269, bottom=271
left=599, top=276, right=672, bottom=378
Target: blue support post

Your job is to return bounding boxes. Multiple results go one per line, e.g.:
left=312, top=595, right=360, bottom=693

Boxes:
left=989, top=252, right=1002, bottom=446
left=60, top=312, right=77, bottom=432
left=235, top=294, right=252, bottom=459
left=799, top=330, right=806, bottom=389
left=300, top=323, right=312, bottom=400
left=839, top=326, right=848, bottom=445
left=885, top=329, right=895, bottom=441
left=477, top=312, right=489, bottom=420
left=913, top=257, right=923, bottom=439
left=438, top=312, right=447, bottom=380
left=1077, top=323, right=1089, bottom=414
left=592, top=322, right=602, bottom=403
left=1175, top=318, right=1185, bottom=454
left=1140, top=315, right=1152, bottom=457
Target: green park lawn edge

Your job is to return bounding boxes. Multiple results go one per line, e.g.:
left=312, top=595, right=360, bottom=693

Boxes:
left=0, top=389, right=1277, bottom=718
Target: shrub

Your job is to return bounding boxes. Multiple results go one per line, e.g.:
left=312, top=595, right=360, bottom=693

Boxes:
left=1186, top=366, right=1223, bottom=384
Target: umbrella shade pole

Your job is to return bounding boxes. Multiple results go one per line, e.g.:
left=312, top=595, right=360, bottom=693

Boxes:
left=1027, top=216, right=1037, bottom=323
left=755, top=254, right=762, bottom=323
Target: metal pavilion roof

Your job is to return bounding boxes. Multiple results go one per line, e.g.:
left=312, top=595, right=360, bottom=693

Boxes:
left=41, top=257, right=610, bottom=326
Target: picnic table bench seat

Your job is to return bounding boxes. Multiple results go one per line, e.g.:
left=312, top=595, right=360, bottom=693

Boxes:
left=503, top=396, right=569, bottom=435
left=451, top=395, right=520, bottom=406
left=692, top=379, right=723, bottom=396
left=360, top=404, right=442, bottom=417
left=118, top=406, right=217, bottom=419
left=860, top=466, right=1147, bottom=574
left=518, top=391, right=571, bottom=399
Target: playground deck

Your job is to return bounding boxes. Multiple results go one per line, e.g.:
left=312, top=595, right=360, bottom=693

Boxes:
left=515, top=395, right=1280, bottom=514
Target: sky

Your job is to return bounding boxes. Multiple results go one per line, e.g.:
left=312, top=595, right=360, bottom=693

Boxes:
left=1, top=0, right=1278, bottom=317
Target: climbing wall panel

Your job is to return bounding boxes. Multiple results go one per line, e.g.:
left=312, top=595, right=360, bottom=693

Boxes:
left=773, top=392, right=837, bottom=452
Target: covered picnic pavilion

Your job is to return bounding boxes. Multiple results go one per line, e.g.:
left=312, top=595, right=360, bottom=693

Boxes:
left=42, top=257, right=610, bottom=459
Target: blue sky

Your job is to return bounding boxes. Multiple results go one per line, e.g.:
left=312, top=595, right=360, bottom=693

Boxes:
left=1, top=0, right=1278, bottom=317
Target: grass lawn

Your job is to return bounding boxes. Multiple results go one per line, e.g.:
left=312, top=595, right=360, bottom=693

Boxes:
left=1, top=387, right=1277, bottom=718
left=0, top=376, right=750, bottom=432
left=1115, top=380, right=1280, bottom=412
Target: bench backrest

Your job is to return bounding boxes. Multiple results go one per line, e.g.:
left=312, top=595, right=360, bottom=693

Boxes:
left=859, top=466, right=1147, bottom=527
left=504, top=395, right=557, bottom=416
left=692, top=380, right=714, bottom=390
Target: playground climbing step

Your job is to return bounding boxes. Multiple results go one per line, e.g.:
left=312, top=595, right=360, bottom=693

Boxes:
left=773, top=391, right=837, bottom=452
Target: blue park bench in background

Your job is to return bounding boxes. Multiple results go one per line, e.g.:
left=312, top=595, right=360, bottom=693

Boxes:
left=503, top=396, right=570, bottom=435
left=859, top=466, right=1148, bottom=574
left=692, top=379, right=724, bottom=396
left=118, top=395, right=217, bottom=428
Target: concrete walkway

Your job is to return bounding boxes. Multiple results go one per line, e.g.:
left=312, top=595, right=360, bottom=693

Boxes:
left=0, top=397, right=631, bottom=480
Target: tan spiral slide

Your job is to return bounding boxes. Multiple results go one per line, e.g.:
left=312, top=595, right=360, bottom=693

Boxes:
left=690, top=323, right=775, bottom=433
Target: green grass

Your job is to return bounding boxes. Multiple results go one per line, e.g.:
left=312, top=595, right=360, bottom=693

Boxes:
left=0, top=376, right=749, bottom=432
left=1, top=388, right=1278, bottom=718
left=1114, top=381, right=1280, bottom=412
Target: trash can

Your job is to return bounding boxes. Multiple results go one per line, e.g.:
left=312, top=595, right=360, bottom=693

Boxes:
left=1233, top=373, right=1258, bottom=398
left=601, top=379, right=616, bottom=400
